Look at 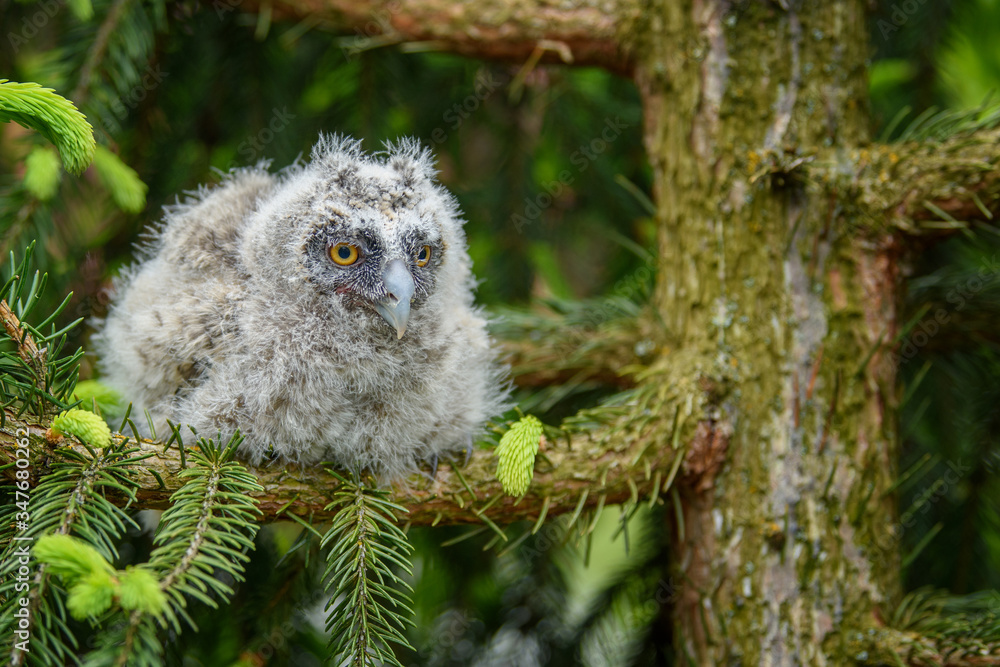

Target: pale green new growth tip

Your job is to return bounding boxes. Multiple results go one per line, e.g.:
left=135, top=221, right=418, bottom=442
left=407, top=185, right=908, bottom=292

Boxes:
left=93, top=144, right=148, bottom=213
left=117, top=567, right=167, bottom=616
left=35, top=535, right=116, bottom=620
left=72, top=379, right=124, bottom=414
left=66, top=0, right=94, bottom=20
left=0, top=79, right=96, bottom=175
left=495, top=415, right=543, bottom=497
left=67, top=571, right=116, bottom=620
left=23, top=146, right=62, bottom=200
left=35, top=534, right=115, bottom=582
left=35, top=535, right=168, bottom=620
left=51, top=408, right=112, bottom=449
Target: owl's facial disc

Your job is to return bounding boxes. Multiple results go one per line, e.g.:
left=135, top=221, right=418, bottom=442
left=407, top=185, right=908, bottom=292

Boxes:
left=376, top=259, right=415, bottom=339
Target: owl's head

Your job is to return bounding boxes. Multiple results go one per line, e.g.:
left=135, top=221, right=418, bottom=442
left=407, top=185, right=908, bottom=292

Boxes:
left=241, top=134, right=474, bottom=339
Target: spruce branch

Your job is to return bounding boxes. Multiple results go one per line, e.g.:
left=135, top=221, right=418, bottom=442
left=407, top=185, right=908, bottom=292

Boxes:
left=496, top=299, right=659, bottom=397
left=869, top=590, right=1000, bottom=666
left=1, top=346, right=707, bottom=531
left=69, top=0, right=160, bottom=139
left=70, top=0, right=134, bottom=104
left=0, top=432, right=147, bottom=666
left=1, top=243, right=84, bottom=418
left=237, top=0, right=633, bottom=72
left=817, top=125, right=1000, bottom=239
left=322, top=470, right=415, bottom=667
left=0, top=300, right=47, bottom=395
left=0, top=80, right=96, bottom=175
left=866, top=630, right=1000, bottom=666
left=138, top=434, right=261, bottom=624
left=83, top=614, right=163, bottom=667
left=81, top=434, right=261, bottom=666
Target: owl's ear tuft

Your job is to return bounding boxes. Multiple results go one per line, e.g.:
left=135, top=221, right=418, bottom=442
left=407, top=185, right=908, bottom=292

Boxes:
left=382, top=137, right=437, bottom=187
left=310, top=133, right=365, bottom=169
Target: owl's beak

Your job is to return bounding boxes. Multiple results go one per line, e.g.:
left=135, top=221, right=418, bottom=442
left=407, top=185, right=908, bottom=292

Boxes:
left=376, top=259, right=415, bottom=339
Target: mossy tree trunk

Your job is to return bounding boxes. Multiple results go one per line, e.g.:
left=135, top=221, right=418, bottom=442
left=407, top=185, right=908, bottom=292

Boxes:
left=633, top=1, right=900, bottom=663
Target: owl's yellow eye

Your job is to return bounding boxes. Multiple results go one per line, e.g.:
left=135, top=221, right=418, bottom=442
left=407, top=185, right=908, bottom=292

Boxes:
left=416, top=245, right=431, bottom=267
left=330, top=243, right=360, bottom=266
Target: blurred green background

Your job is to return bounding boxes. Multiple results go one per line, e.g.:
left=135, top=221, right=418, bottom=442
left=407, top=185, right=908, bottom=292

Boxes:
left=1, top=0, right=999, bottom=663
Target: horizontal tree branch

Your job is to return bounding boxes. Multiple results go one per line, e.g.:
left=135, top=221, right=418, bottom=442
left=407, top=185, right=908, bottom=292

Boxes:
left=820, top=127, right=1000, bottom=240
left=500, top=310, right=658, bottom=390
left=0, top=300, right=47, bottom=392
left=858, top=626, right=1000, bottom=666
left=240, top=0, right=635, bottom=73
left=0, top=405, right=696, bottom=528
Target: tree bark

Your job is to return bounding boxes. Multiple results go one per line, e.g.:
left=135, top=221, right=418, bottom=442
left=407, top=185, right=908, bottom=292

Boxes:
left=248, top=0, right=635, bottom=72
left=631, top=1, right=902, bottom=663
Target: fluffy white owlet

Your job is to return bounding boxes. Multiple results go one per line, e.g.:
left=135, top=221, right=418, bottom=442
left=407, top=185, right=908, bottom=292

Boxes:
left=94, top=135, right=508, bottom=480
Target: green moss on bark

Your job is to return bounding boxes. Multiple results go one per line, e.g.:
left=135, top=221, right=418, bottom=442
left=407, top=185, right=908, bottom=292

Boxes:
left=632, top=0, right=901, bottom=663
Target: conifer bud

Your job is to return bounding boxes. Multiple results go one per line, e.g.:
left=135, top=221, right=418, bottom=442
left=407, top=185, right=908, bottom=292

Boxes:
left=495, top=415, right=542, bottom=497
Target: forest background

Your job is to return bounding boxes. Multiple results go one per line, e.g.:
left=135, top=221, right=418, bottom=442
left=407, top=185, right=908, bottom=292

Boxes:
left=1, top=0, right=1000, bottom=664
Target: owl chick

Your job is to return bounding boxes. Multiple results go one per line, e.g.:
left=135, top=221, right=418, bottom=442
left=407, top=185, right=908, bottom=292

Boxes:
left=94, top=134, right=508, bottom=480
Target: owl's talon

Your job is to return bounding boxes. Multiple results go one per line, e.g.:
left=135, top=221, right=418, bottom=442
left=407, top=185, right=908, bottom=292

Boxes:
left=463, top=437, right=474, bottom=467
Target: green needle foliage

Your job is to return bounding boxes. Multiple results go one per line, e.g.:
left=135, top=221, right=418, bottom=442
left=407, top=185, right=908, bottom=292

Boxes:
left=0, top=416, right=147, bottom=665
left=322, top=471, right=416, bottom=667
left=83, top=433, right=263, bottom=666
left=65, top=0, right=94, bottom=21
left=84, top=616, right=164, bottom=667
left=1, top=243, right=84, bottom=419
left=0, top=80, right=96, bottom=175
left=146, top=433, right=262, bottom=632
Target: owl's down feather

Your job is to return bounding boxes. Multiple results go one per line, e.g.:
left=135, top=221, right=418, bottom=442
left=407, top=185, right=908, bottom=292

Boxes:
left=95, top=135, right=508, bottom=480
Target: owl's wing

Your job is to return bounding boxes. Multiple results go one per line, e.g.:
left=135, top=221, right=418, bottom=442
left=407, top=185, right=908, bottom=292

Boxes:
left=151, top=166, right=277, bottom=271
left=96, top=167, right=277, bottom=429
